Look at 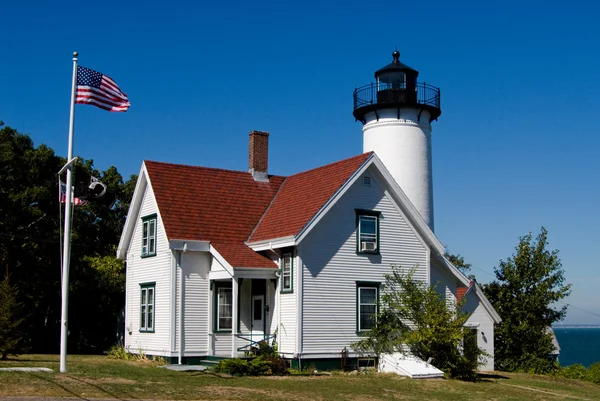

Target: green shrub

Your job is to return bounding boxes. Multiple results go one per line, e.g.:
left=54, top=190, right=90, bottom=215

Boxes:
left=106, top=344, right=136, bottom=360
left=250, top=356, right=273, bottom=375
left=586, top=362, right=600, bottom=385
left=214, top=358, right=251, bottom=375
left=265, top=356, right=288, bottom=375
left=213, top=356, right=288, bottom=376
left=557, top=364, right=588, bottom=381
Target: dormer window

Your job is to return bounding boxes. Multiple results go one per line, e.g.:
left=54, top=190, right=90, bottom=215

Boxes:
left=356, top=210, right=380, bottom=254
left=141, top=214, right=157, bottom=257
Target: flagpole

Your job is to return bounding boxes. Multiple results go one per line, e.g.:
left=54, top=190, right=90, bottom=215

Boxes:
left=60, top=51, right=78, bottom=373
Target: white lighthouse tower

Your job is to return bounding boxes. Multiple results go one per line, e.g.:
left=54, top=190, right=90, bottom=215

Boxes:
left=353, top=51, right=441, bottom=230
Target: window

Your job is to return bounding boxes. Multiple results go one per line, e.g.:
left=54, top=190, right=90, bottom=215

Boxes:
left=356, top=210, right=380, bottom=254
left=281, top=253, right=293, bottom=293
left=216, top=287, right=232, bottom=331
left=141, top=214, right=157, bottom=257
left=140, top=283, right=155, bottom=332
left=357, top=282, right=379, bottom=332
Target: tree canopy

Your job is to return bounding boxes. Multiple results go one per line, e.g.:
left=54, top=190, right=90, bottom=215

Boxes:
left=483, top=227, right=571, bottom=373
left=353, top=267, right=484, bottom=379
left=0, top=123, right=136, bottom=353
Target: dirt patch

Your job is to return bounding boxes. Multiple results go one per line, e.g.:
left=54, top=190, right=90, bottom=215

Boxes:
left=498, top=383, right=593, bottom=400
left=85, top=377, right=136, bottom=384
left=203, top=385, right=321, bottom=401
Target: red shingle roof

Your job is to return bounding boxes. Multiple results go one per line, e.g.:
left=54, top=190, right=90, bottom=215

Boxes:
left=456, top=286, right=468, bottom=303
left=144, top=152, right=371, bottom=268
left=249, top=153, right=372, bottom=242
left=456, top=280, right=474, bottom=303
left=144, top=161, right=285, bottom=268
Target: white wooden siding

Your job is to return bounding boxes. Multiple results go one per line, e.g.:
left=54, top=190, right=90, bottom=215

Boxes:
left=124, top=184, right=172, bottom=355
left=298, top=168, right=429, bottom=354
left=239, top=280, right=252, bottom=334
left=214, top=332, right=232, bottom=355
left=463, top=294, right=495, bottom=371
left=174, top=252, right=210, bottom=354
left=430, top=262, right=457, bottom=309
left=278, top=255, right=297, bottom=355
left=211, top=257, right=226, bottom=272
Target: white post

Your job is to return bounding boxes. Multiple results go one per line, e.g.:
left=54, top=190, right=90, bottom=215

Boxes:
left=231, top=277, right=238, bottom=358
left=178, top=251, right=183, bottom=365
left=59, top=51, right=78, bottom=373
left=207, top=281, right=214, bottom=356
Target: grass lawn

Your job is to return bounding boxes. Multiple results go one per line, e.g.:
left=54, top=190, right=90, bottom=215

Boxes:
left=0, top=354, right=599, bottom=400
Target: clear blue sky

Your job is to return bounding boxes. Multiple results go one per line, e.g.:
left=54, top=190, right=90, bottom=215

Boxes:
left=2, top=0, right=599, bottom=324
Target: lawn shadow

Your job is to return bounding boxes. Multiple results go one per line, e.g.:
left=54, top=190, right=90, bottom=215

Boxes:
left=190, top=370, right=235, bottom=379
left=32, top=373, right=89, bottom=400
left=66, top=374, right=137, bottom=400
left=32, top=372, right=137, bottom=401
left=478, top=372, right=510, bottom=382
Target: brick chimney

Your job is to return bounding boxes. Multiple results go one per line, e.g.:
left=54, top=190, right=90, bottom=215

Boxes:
left=248, top=130, right=269, bottom=182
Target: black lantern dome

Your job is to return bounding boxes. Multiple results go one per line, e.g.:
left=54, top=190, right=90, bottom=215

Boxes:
left=353, top=51, right=441, bottom=123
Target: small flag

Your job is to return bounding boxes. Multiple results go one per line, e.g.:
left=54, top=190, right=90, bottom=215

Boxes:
left=59, top=180, right=88, bottom=206
left=76, top=66, right=131, bottom=112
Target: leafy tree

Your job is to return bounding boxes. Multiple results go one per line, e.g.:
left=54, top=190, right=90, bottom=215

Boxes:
left=483, top=227, right=571, bottom=373
left=445, top=252, right=471, bottom=274
left=445, top=252, right=476, bottom=281
left=0, top=275, right=27, bottom=359
left=0, top=123, right=137, bottom=353
left=352, top=267, right=485, bottom=379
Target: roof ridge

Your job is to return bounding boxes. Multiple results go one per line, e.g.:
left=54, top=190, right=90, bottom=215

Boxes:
left=144, top=160, right=286, bottom=179
left=248, top=152, right=373, bottom=243
left=287, top=152, right=373, bottom=178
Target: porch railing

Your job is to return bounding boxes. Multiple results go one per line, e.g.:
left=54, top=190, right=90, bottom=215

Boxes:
left=236, top=333, right=276, bottom=354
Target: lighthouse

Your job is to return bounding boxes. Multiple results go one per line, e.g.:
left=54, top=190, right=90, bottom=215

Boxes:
left=353, top=51, right=441, bottom=230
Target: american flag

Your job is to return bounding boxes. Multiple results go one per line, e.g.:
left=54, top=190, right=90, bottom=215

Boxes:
left=59, top=180, right=88, bottom=206
left=76, top=66, right=131, bottom=112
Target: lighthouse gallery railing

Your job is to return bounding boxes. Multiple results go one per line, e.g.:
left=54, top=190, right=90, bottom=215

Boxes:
left=353, top=82, right=440, bottom=111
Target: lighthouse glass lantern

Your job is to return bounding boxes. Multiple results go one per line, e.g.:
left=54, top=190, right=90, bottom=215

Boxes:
left=353, top=51, right=441, bottom=230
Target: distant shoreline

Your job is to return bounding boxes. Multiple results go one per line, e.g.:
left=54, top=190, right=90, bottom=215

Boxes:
left=553, top=325, right=600, bottom=329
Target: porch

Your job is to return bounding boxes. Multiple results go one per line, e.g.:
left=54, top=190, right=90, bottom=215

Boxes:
left=208, top=275, right=278, bottom=357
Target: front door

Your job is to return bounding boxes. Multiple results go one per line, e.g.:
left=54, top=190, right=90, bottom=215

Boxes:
left=251, top=295, right=265, bottom=341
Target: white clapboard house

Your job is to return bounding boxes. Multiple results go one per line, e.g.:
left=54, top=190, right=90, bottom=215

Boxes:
left=456, top=280, right=502, bottom=371
left=117, top=52, right=500, bottom=370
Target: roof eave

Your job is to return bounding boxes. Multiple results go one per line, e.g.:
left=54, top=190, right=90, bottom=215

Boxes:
left=246, top=236, right=296, bottom=251
left=371, top=155, right=446, bottom=255
left=169, top=239, right=211, bottom=252
left=295, top=153, right=375, bottom=244
left=116, top=163, right=149, bottom=259
left=472, top=281, right=502, bottom=324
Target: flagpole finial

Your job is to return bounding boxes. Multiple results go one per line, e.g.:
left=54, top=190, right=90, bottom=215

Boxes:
left=73, top=51, right=78, bottom=58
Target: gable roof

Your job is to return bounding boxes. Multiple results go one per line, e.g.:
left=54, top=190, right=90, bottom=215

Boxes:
left=119, top=152, right=483, bottom=289
left=460, top=279, right=502, bottom=324
left=456, top=285, right=470, bottom=303
left=249, top=153, right=372, bottom=243
left=144, top=161, right=285, bottom=268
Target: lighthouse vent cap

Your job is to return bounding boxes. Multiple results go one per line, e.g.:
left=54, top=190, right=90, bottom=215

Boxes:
left=374, top=50, right=419, bottom=79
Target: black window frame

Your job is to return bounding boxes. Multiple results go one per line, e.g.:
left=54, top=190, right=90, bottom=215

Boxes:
left=356, top=281, right=380, bottom=333
left=356, top=210, right=381, bottom=255
left=214, top=282, right=233, bottom=332
left=141, top=214, right=157, bottom=258
left=280, top=252, right=294, bottom=293
left=140, top=282, right=156, bottom=333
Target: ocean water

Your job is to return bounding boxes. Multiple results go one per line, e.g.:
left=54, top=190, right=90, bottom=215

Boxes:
left=553, top=327, right=600, bottom=367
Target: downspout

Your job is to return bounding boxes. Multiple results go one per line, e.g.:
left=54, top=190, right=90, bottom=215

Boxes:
left=178, top=243, right=187, bottom=364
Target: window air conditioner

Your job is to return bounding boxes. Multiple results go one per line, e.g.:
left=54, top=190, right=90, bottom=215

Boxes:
left=361, top=241, right=377, bottom=252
